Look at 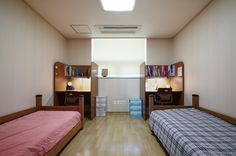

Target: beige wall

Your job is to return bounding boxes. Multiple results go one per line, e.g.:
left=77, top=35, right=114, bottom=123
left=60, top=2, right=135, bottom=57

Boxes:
left=98, top=78, right=140, bottom=112
left=147, top=39, right=173, bottom=65
left=68, top=39, right=91, bottom=65
left=0, top=0, right=67, bottom=116
left=173, top=0, right=236, bottom=117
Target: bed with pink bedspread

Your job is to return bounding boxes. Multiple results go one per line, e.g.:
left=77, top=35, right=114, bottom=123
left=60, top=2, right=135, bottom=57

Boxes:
left=0, top=111, right=81, bottom=156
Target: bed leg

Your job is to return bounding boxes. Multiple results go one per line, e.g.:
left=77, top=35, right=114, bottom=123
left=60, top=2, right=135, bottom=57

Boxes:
left=79, top=95, right=84, bottom=129
left=192, top=94, right=199, bottom=108
left=149, top=95, right=154, bottom=114
left=36, top=95, right=42, bottom=110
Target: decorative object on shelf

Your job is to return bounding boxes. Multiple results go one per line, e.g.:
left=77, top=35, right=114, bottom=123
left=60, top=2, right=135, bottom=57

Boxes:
left=177, top=67, right=182, bottom=77
left=102, top=68, right=108, bottom=77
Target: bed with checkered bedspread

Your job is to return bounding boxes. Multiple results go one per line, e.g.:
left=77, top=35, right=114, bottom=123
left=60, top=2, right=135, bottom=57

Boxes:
left=149, top=108, right=236, bottom=156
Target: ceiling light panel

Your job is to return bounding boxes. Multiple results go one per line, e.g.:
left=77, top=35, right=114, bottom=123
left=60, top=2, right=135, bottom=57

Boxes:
left=100, top=0, right=136, bottom=12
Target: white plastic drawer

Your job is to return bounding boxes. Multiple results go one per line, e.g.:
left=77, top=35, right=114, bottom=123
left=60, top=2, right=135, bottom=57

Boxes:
left=96, top=107, right=106, bottom=111
left=96, top=109, right=106, bottom=116
left=96, top=103, right=106, bottom=107
left=96, top=96, right=107, bottom=102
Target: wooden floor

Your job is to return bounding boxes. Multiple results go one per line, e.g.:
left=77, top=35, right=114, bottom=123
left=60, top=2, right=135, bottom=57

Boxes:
left=60, top=113, right=166, bottom=156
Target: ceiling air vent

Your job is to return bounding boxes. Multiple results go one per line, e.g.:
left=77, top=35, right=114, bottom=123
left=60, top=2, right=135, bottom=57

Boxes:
left=95, top=25, right=141, bottom=34
left=71, top=25, right=91, bottom=34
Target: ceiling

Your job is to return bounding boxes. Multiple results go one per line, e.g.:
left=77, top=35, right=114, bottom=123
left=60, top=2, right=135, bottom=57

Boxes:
left=24, top=0, right=211, bottom=39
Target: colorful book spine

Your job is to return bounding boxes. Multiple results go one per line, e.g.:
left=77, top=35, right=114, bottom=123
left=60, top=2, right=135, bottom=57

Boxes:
left=168, top=64, right=175, bottom=76
left=150, top=66, right=153, bottom=77
left=145, top=66, right=148, bottom=77
left=146, top=65, right=176, bottom=77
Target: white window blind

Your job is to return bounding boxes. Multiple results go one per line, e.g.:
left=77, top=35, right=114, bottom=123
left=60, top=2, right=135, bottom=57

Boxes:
left=92, top=38, right=146, bottom=77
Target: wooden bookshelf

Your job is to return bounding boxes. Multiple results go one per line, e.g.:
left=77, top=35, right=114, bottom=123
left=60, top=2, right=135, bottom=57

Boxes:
left=54, top=62, right=98, bottom=119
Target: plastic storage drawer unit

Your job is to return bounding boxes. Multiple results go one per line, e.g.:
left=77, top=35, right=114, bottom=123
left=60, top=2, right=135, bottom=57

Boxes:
left=129, top=98, right=142, bottom=118
left=96, top=96, right=107, bottom=117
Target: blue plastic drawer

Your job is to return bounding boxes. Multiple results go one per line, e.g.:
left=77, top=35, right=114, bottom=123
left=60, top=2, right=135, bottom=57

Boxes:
left=129, top=98, right=142, bottom=106
left=130, top=111, right=142, bottom=118
left=129, top=105, right=142, bottom=111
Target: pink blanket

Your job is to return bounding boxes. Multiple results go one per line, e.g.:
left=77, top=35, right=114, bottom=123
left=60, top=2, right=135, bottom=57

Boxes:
left=0, top=111, right=81, bottom=156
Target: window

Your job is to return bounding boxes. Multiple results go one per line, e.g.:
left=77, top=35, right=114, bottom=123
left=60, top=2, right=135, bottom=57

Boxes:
left=92, top=38, right=146, bottom=77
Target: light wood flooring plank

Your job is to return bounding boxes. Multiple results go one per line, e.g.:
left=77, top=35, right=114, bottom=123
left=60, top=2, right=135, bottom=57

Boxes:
left=60, top=113, right=166, bottom=156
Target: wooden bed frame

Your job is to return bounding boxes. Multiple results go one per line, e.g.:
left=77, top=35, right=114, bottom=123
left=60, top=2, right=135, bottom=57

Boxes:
left=149, top=94, right=236, bottom=125
left=0, top=94, right=84, bottom=156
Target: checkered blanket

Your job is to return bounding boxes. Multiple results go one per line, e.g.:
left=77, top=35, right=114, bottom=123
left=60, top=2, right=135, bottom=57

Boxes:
left=149, top=108, right=236, bottom=156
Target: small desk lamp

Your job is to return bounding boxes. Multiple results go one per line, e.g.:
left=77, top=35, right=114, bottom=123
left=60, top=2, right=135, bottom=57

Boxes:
left=66, top=81, right=74, bottom=90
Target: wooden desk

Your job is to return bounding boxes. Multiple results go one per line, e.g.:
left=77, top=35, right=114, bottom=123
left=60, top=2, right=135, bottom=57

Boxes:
left=54, top=90, right=92, bottom=119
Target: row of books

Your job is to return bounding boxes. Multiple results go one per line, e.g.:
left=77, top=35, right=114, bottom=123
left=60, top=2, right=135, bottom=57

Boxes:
left=145, top=65, right=175, bottom=77
left=64, top=65, right=82, bottom=77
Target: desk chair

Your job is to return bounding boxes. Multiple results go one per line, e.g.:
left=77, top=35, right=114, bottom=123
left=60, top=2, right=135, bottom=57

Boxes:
left=64, top=91, right=80, bottom=105
left=154, top=88, right=173, bottom=105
